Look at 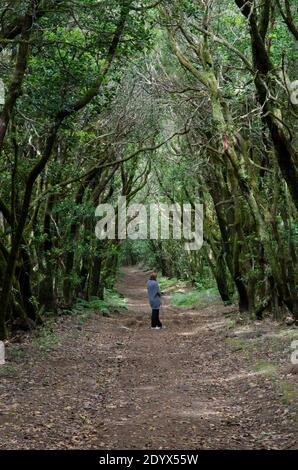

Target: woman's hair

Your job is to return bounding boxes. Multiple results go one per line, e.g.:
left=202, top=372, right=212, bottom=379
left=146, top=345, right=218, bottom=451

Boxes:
left=150, top=272, right=157, bottom=280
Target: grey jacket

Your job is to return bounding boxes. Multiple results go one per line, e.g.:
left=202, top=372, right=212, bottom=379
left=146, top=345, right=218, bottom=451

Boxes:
left=147, top=279, right=161, bottom=309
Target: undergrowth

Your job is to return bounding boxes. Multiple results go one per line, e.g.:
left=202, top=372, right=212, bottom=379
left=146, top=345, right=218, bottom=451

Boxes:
left=171, top=287, right=220, bottom=308
left=73, top=289, right=128, bottom=317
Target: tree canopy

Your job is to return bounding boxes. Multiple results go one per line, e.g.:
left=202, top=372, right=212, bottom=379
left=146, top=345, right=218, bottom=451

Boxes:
left=0, top=0, right=297, bottom=339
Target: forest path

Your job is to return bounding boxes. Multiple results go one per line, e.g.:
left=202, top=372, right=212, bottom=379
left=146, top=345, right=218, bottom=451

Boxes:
left=0, top=266, right=297, bottom=449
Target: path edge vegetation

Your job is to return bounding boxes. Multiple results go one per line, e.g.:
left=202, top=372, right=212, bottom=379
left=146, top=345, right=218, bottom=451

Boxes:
left=0, top=0, right=297, bottom=340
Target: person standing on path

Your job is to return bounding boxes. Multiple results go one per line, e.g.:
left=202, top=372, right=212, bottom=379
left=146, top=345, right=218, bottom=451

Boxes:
left=146, top=272, right=163, bottom=329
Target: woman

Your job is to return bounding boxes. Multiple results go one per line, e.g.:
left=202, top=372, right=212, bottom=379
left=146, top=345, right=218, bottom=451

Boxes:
left=146, top=272, right=163, bottom=329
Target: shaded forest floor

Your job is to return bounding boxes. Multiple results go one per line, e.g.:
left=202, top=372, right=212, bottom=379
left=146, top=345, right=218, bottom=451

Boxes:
left=0, top=267, right=297, bottom=449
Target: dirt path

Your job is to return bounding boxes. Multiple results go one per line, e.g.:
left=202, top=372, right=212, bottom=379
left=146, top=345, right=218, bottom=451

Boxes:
left=0, top=266, right=297, bottom=449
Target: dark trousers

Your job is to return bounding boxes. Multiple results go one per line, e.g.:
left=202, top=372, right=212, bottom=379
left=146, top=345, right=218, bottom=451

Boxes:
left=151, top=309, right=162, bottom=328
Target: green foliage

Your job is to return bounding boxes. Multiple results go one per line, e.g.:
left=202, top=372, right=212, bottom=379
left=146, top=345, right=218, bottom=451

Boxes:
left=74, top=289, right=128, bottom=316
left=227, top=319, right=237, bottom=330
left=193, top=272, right=217, bottom=290
left=6, top=346, right=26, bottom=363
left=0, top=364, right=18, bottom=378
left=0, top=0, right=298, bottom=338
left=158, top=275, right=181, bottom=291
left=225, top=338, right=246, bottom=352
left=277, top=381, right=298, bottom=405
left=253, top=360, right=278, bottom=376
left=33, top=325, right=59, bottom=353
left=172, top=287, right=220, bottom=308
